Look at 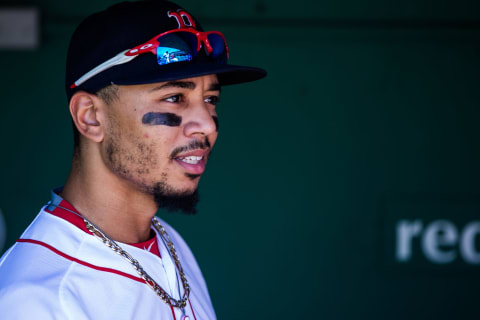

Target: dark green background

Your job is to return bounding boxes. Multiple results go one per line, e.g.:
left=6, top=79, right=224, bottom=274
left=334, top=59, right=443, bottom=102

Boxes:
left=1, top=0, right=479, bottom=319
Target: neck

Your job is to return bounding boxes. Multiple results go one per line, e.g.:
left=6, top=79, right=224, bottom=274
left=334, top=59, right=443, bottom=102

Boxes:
left=61, top=153, right=157, bottom=243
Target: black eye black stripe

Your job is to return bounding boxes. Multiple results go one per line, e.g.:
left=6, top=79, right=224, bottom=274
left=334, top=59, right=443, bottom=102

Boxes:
left=142, top=112, right=182, bottom=126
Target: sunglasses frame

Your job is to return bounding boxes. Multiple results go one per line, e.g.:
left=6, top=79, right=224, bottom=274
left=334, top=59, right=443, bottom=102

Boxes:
left=70, top=28, right=229, bottom=89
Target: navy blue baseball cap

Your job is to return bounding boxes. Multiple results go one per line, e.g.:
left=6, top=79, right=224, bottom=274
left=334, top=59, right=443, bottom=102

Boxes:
left=65, top=0, right=266, bottom=101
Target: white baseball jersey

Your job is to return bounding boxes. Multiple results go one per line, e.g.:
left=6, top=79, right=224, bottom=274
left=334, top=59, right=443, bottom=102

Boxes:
left=0, top=191, right=216, bottom=320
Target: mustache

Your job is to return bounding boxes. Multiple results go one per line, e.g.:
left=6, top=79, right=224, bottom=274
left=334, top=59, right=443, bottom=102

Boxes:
left=170, top=137, right=211, bottom=159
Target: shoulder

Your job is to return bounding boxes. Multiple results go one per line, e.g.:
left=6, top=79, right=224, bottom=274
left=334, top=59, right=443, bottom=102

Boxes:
left=0, top=242, right=72, bottom=318
left=0, top=279, right=65, bottom=318
left=0, top=239, right=74, bottom=281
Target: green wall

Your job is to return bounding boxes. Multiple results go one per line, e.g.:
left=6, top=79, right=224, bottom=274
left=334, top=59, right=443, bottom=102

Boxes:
left=0, top=0, right=479, bottom=319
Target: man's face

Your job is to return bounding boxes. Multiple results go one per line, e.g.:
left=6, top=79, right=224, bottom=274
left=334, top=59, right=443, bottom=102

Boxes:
left=100, top=74, right=219, bottom=212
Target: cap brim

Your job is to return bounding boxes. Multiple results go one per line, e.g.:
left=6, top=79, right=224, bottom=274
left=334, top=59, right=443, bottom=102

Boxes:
left=112, top=61, right=267, bottom=87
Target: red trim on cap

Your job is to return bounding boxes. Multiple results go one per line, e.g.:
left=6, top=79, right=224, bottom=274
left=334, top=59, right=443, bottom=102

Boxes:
left=17, top=238, right=145, bottom=283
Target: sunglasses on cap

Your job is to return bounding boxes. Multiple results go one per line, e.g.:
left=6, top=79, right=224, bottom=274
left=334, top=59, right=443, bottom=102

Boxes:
left=70, top=28, right=229, bottom=89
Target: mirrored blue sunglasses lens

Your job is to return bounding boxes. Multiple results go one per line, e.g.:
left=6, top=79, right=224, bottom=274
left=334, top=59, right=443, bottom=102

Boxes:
left=156, top=33, right=194, bottom=66
left=155, top=32, right=228, bottom=66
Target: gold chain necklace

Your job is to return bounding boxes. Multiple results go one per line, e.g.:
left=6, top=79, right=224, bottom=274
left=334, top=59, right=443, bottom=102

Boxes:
left=48, top=203, right=190, bottom=310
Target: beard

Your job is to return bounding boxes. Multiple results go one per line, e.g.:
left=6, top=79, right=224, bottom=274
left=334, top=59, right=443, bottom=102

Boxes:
left=104, top=135, right=201, bottom=215
left=152, top=182, right=199, bottom=215
left=103, top=114, right=207, bottom=215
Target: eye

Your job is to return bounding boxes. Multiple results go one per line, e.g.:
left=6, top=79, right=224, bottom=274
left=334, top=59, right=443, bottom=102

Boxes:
left=205, top=95, right=220, bottom=106
left=164, top=94, right=184, bottom=103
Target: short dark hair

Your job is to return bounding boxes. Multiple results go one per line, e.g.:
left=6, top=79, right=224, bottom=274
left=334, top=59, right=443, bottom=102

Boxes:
left=72, top=85, right=119, bottom=157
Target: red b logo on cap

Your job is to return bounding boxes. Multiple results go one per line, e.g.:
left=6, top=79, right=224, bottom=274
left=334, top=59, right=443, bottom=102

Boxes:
left=168, top=10, right=196, bottom=29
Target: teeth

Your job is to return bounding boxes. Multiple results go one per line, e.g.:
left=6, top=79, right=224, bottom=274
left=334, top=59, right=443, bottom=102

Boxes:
left=179, top=155, right=203, bottom=164
left=184, top=156, right=202, bottom=161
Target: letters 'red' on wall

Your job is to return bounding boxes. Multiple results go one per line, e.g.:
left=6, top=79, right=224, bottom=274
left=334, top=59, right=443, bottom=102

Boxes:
left=380, top=194, right=480, bottom=270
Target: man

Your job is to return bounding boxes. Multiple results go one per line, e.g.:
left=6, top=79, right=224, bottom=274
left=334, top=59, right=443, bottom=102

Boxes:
left=0, top=1, right=265, bottom=319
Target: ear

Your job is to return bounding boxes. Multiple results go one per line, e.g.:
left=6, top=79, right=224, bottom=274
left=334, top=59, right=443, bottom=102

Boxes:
left=69, top=91, right=105, bottom=143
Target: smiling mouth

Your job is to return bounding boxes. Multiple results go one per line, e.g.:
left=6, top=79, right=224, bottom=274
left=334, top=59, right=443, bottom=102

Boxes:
left=176, top=155, right=203, bottom=164
left=174, top=151, right=208, bottom=175
left=170, top=138, right=212, bottom=176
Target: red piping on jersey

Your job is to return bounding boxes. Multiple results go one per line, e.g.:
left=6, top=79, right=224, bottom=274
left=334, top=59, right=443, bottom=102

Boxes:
left=170, top=305, right=177, bottom=320
left=189, top=297, right=198, bottom=320
left=17, top=238, right=188, bottom=320
left=17, top=238, right=145, bottom=283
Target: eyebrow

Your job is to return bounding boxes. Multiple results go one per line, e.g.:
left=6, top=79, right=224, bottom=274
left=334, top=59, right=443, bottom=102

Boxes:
left=149, top=81, right=221, bottom=93
left=150, top=81, right=195, bottom=92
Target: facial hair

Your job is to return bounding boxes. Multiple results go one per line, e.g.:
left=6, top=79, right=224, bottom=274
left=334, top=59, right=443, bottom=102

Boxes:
left=153, top=182, right=199, bottom=214
left=104, top=114, right=207, bottom=215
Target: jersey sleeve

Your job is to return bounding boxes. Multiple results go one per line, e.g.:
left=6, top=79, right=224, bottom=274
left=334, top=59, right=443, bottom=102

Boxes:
left=0, top=282, right=67, bottom=319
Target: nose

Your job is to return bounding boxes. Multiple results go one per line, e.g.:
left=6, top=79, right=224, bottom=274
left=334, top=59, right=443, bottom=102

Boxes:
left=182, top=100, right=217, bottom=138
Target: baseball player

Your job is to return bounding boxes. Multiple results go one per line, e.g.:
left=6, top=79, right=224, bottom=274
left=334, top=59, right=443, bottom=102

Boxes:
left=0, top=1, right=266, bottom=319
